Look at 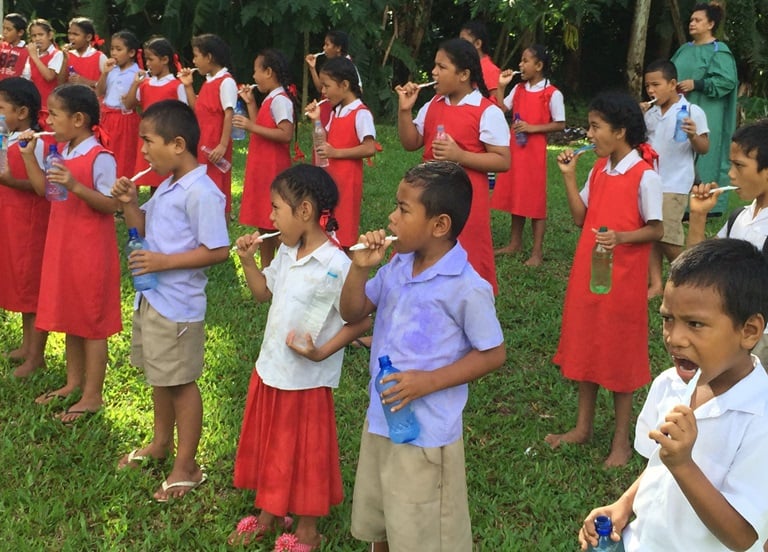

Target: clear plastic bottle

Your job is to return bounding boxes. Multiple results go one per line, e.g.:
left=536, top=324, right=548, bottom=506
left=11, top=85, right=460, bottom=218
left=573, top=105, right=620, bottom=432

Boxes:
left=0, top=115, right=8, bottom=173
left=44, top=144, right=68, bottom=202
left=435, top=124, right=448, bottom=141
left=590, top=226, right=612, bottom=294
left=294, top=269, right=340, bottom=346
left=126, top=227, right=158, bottom=291
left=375, top=355, right=420, bottom=444
left=587, top=516, right=623, bottom=551
left=488, top=172, right=496, bottom=190
left=674, top=104, right=688, bottom=142
left=68, top=65, right=77, bottom=78
left=231, top=100, right=247, bottom=141
left=514, top=112, right=528, bottom=147
left=200, top=145, right=231, bottom=173
left=313, top=120, right=329, bottom=167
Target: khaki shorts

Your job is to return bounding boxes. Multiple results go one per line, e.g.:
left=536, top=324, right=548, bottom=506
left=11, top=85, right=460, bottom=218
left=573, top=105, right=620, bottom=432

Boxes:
left=350, top=421, right=472, bottom=552
left=131, top=298, right=205, bottom=387
left=661, top=193, right=688, bottom=246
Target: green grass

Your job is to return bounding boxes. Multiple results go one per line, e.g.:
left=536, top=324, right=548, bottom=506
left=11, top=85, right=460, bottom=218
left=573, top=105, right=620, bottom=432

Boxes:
left=0, top=123, right=736, bottom=550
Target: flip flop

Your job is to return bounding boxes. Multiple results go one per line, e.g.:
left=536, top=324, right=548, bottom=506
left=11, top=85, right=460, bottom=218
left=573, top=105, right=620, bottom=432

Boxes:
left=227, top=515, right=293, bottom=546
left=118, top=449, right=150, bottom=470
left=155, top=472, right=207, bottom=503
left=273, top=532, right=324, bottom=552
left=35, top=390, right=69, bottom=405
left=56, top=407, right=100, bottom=425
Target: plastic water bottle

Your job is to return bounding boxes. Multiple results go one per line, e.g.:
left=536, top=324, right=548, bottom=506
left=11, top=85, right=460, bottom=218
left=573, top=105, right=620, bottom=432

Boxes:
left=0, top=115, right=8, bottom=173
left=44, top=144, right=67, bottom=202
left=68, top=65, right=77, bottom=78
left=375, top=355, right=420, bottom=444
left=587, top=516, right=623, bottom=551
left=313, top=120, right=329, bottom=167
left=295, top=269, right=340, bottom=346
left=435, top=124, right=448, bottom=141
left=590, top=226, right=612, bottom=294
left=200, top=145, right=231, bottom=173
left=126, top=227, right=158, bottom=291
left=674, top=104, right=688, bottom=142
left=231, top=100, right=247, bottom=140
left=488, top=172, right=496, bottom=190
left=514, top=112, right=528, bottom=147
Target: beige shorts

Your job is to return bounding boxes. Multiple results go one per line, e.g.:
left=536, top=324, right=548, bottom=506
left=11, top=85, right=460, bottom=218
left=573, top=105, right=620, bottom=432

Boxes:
left=350, top=421, right=472, bottom=551
left=131, top=298, right=205, bottom=387
left=661, top=193, right=688, bottom=246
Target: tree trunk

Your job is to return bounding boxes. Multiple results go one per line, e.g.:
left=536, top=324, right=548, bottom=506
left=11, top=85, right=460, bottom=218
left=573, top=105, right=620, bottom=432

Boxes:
left=667, top=0, right=687, bottom=48
left=626, top=0, right=653, bottom=98
left=397, top=0, right=433, bottom=72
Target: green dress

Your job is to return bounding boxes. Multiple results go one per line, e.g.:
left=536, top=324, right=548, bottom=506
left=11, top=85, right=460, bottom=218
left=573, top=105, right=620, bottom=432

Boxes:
left=671, top=40, right=738, bottom=214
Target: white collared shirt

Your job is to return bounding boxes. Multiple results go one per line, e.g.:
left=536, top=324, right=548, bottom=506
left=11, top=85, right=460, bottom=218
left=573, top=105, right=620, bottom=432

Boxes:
left=22, top=44, right=63, bottom=80
left=327, top=98, right=375, bottom=141
left=135, top=73, right=187, bottom=104
left=502, top=80, right=566, bottom=122
left=60, top=136, right=115, bottom=196
left=264, top=86, right=294, bottom=125
left=205, top=67, right=237, bottom=110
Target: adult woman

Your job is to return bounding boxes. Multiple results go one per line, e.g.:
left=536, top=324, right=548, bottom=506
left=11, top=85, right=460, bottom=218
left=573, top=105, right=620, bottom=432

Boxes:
left=671, top=2, right=738, bottom=216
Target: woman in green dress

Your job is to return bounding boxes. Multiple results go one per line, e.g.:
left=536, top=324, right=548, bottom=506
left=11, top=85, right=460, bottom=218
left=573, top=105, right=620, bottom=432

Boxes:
left=671, top=1, right=738, bottom=216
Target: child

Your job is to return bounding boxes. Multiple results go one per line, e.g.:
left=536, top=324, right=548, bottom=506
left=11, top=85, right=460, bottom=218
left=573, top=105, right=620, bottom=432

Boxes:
left=579, top=238, right=768, bottom=552
left=95, top=31, right=140, bottom=178
left=688, top=119, right=768, bottom=368
left=235, top=48, right=296, bottom=266
left=111, top=100, right=229, bottom=501
left=24, top=19, right=64, bottom=129
left=546, top=91, right=663, bottom=467
left=228, top=165, right=370, bottom=549
left=340, top=161, right=506, bottom=552
left=62, top=17, right=107, bottom=89
left=122, top=37, right=187, bottom=187
left=306, top=56, right=377, bottom=249
left=492, top=44, right=565, bottom=265
left=0, top=78, right=50, bottom=377
left=643, top=59, right=709, bottom=298
left=459, top=20, right=501, bottom=101
left=19, top=83, right=121, bottom=422
left=0, top=13, right=29, bottom=80
left=396, top=38, right=510, bottom=294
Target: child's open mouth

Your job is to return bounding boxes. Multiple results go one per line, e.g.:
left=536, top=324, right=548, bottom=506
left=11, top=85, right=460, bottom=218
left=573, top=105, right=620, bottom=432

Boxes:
left=673, top=355, right=698, bottom=379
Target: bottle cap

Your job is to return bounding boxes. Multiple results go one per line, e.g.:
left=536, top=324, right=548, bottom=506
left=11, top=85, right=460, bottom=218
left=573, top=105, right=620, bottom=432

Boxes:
left=377, top=355, right=391, bottom=367
left=598, top=226, right=607, bottom=232
left=594, top=515, right=613, bottom=537
left=128, top=227, right=139, bottom=238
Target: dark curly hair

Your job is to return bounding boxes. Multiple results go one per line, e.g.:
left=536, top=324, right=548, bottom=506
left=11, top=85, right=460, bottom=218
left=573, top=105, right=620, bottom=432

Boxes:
left=272, top=165, right=340, bottom=233
left=588, top=91, right=647, bottom=148
left=438, top=38, right=489, bottom=98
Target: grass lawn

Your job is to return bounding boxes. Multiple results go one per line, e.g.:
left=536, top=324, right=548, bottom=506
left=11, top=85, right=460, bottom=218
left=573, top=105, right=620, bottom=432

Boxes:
left=0, top=122, right=734, bottom=550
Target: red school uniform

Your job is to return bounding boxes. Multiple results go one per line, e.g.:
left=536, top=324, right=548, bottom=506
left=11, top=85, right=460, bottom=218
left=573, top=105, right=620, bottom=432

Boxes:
left=133, top=77, right=182, bottom=187
left=0, top=41, right=29, bottom=79
left=29, top=46, right=60, bottom=130
left=324, top=103, right=372, bottom=247
left=553, top=157, right=653, bottom=393
left=239, top=92, right=291, bottom=228
left=491, top=83, right=558, bottom=219
left=480, top=55, right=501, bottom=104
left=0, top=139, right=51, bottom=313
left=67, top=49, right=103, bottom=82
left=35, top=143, right=122, bottom=339
left=422, top=95, right=498, bottom=294
left=195, top=73, right=234, bottom=214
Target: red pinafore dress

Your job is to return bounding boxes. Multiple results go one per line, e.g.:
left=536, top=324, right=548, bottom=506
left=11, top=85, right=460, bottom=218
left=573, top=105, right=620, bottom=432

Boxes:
left=0, top=41, right=29, bottom=79
left=324, top=104, right=370, bottom=247
left=0, top=139, right=51, bottom=312
left=422, top=95, right=498, bottom=294
left=132, top=78, right=182, bottom=187
left=35, top=144, right=122, bottom=339
left=67, top=51, right=102, bottom=82
left=491, top=83, right=558, bottom=219
left=239, top=93, right=292, bottom=228
left=553, top=157, right=653, bottom=393
left=101, top=71, right=140, bottom=180
left=29, top=47, right=60, bottom=130
left=195, top=73, right=234, bottom=214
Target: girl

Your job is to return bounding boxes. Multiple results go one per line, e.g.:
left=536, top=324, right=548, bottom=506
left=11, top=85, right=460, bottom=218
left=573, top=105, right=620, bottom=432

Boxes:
left=0, top=13, right=29, bottom=79
left=122, top=37, right=187, bottom=187
left=234, top=48, right=296, bottom=267
left=24, top=19, right=64, bottom=130
left=492, top=45, right=565, bottom=266
left=19, top=83, right=121, bottom=423
left=396, top=37, right=510, bottom=294
left=180, top=33, right=237, bottom=215
left=306, top=56, right=376, bottom=249
left=95, top=31, right=140, bottom=178
left=63, top=17, right=107, bottom=89
left=229, top=165, right=369, bottom=550
left=0, top=78, right=51, bottom=377
left=546, top=91, right=663, bottom=467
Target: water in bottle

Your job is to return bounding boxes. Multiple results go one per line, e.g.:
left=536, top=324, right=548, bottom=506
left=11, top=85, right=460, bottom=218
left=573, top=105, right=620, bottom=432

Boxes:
left=587, top=516, right=624, bottom=551
left=126, top=227, right=158, bottom=291
left=294, top=269, right=340, bottom=347
left=590, top=226, right=612, bottom=294
left=375, top=355, right=420, bottom=444
left=514, top=113, right=528, bottom=147
left=44, top=144, right=68, bottom=202
left=200, top=145, right=231, bottom=173
left=674, top=104, right=688, bottom=142
left=435, top=124, right=448, bottom=141
left=313, top=120, right=329, bottom=167
left=0, top=115, right=8, bottom=173
left=231, top=100, right=247, bottom=140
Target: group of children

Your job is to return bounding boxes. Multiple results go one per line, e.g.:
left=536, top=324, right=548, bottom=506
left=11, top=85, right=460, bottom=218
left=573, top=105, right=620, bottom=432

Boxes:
left=1, top=10, right=767, bottom=552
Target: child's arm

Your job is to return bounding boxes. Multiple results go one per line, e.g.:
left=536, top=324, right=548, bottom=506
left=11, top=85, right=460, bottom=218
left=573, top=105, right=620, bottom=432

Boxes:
left=396, top=83, right=424, bottom=151
left=179, top=68, right=197, bottom=108
left=686, top=183, right=722, bottom=247
left=514, top=120, right=566, bottom=135
left=432, top=137, right=510, bottom=173
left=45, top=154, right=120, bottom=214
left=304, top=54, right=322, bottom=91
left=121, top=72, right=143, bottom=110
left=579, top=475, right=641, bottom=550
left=594, top=220, right=663, bottom=250
left=319, top=135, right=376, bottom=161
left=235, top=232, right=272, bottom=302
left=286, top=316, right=372, bottom=362
left=111, top=176, right=146, bottom=233
left=556, top=149, right=588, bottom=226
left=495, top=71, right=515, bottom=111
left=683, top=118, right=709, bottom=155
left=340, top=229, right=389, bottom=322
left=27, top=45, right=58, bottom=82
left=0, top=170, right=35, bottom=192
left=649, top=405, right=759, bottom=550
left=207, top=107, right=233, bottom=164
left=130, top=243, right=229, bottom=277
left=94, top=57, right=116, bottom=97
left=18, top=134, right=45, bottom=196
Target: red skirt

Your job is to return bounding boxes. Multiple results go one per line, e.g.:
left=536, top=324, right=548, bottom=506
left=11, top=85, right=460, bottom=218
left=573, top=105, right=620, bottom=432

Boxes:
left=101, top=107, right=140, bottom=179
left=233, top=370, right=343, bottom=517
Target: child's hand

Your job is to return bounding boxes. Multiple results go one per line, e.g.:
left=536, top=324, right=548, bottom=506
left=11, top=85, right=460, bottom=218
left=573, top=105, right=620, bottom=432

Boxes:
left=351, top=229, right=390, bottom=268
left=379, top=369, right=433, bottom=411
left=132, top=70, right=147, bottom=84
left=285, top=330, right=321, bottom=361
left=104, top=58, right=117, bottom=72
left=45, top=161, right=76, bottom=190
left=234, top=232, right=261, bottom=259
left=649, top=404, right=697, bottom=470
left=232, top=114, right=252, bottom=133
left=395, top=82, right=420, bottom=112
left=128, top=249, right=166, bottom=275
left=512, top=118, right=529, bottom=134
left=18, top=130, right=37, bottom=155
left=304, top=101, right=321, bottom=120
left=26, top=42, right=39, bottom=59
left=304, top=54, right=318, bottom=69
left=431, top=133, right=461, bottom=162
left=677, top=79, right=695, bottom=93
left=315, top=142, right=336, bottom=160
left=689, top=182, right=720, bottom=215
left=177, top=68, right=195, bottom=86
left=111, top=176, right=138, bottom=205
left=681, top=117, right=697, bottom=138
left=238, top=85, right=255, bottom=104
left=556, top=149, right=578, bottom=174
left=578, top=504, right=630, bottom=551
left=206, top=144, right=226, bottom=164
left=498, top=69, right=516, bottom=87
left=592, top=227, right=618, bottom=250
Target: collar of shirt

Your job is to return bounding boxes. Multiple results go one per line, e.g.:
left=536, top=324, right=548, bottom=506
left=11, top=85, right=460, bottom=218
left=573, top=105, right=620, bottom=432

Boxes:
left=71, top=46, right=97, bottom=58
left=392, top=241, right=468, bottom=283
left=44, top=44, right=56, bottom=55
left=601, top=148, right=641, bottom=175
left=159, top=164, right=207, bottom=194
left=206, top=67, right=229, bottom=81
left=650, top=95, right=690, bottom=119
left=151, top=73, right=176, bottom=84
left=266, top=86, right=285, bottom=100
left=281, top=239, right=343, bottom=268
left=745, top=201, right=768, bottom=222
left=685, top=357, right=768, bottom=417
left=63, top=135, right=99, bottom=158
left=439, top=88, right=482, bottom=107
left=524, top=79, right=549, bottom=92
left=333, top=98, right=362, bottom=117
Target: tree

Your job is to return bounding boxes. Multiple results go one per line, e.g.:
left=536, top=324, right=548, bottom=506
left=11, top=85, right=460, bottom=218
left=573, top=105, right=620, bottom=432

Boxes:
left=626, top=0, right=653, bottom=97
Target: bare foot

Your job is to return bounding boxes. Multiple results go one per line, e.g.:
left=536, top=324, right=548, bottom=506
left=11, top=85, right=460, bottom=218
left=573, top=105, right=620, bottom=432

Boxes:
left=2, top=347, right=26, bottom=362
left=603, top=442, right=633, bottom=468
left=13, top=357, right=46, bottom=378
left=494, top=245, right=522, bottom=256
left=647, top=286, right=663, bottom=300
left=545, top=428, right=591, bottom=449
left=154, top=465, right=206, bottom=501
left=117, top=445, right=169, bottom=470
left=55, top=399, right=103, bottom=423
left=35, top=386, right=76, bottom=404
left=524, top=255, right=543, bottom=267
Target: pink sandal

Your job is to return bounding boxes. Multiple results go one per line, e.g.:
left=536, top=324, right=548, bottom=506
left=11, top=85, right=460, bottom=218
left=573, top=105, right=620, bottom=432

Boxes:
left=228, top=515, right=293, bottom=546
left=273, top=532, right=324, bottom=552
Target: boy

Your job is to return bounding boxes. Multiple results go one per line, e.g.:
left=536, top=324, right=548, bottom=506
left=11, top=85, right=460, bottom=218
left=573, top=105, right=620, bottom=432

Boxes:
left=459, top=21, right=501, bottom=101
left=580, top=238, right=768, bottom=551
left=643, top=59, right=709, bottom=298
left=111, top=100, right=229, bottom=501
left=688, top=119, right=768, bottom=366
left=340, top=161, right=506, bottom=552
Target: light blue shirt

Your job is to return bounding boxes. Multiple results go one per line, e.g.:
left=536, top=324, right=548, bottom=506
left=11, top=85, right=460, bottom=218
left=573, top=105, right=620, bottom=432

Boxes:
left=103, top=62, right=140, bottom=109
left=136, top=165, right=229, bottom=322
left=365, top=242, right=504, bottom=447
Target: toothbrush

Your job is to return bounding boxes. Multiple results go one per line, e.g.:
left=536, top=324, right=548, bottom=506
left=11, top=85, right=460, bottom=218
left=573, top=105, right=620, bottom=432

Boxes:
left=230, top=231, right=282, bottom=252
left=417, top=81, right=437, bottom=89
left=349, top=237, right=398, bottom=251
left=305, top=98, right=329, bottom=116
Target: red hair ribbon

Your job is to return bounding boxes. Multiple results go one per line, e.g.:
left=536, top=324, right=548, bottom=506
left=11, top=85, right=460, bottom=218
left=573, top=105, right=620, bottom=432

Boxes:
left=319, top=209, right=343, bottom=249
left=92, top=34, right=105, bottom=48
left=287, top=83, right=298, bottom=97
left=292, top=142, right=306, bottom=162
left=365, top=140, right=384, bottom=167
left=92, top=124, right=111, bottom=148
left=136, top=48, right=145, bottom=70
left=173, top=53, right=182, bottom=74
left=636, top=142, right=659, bottom=171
